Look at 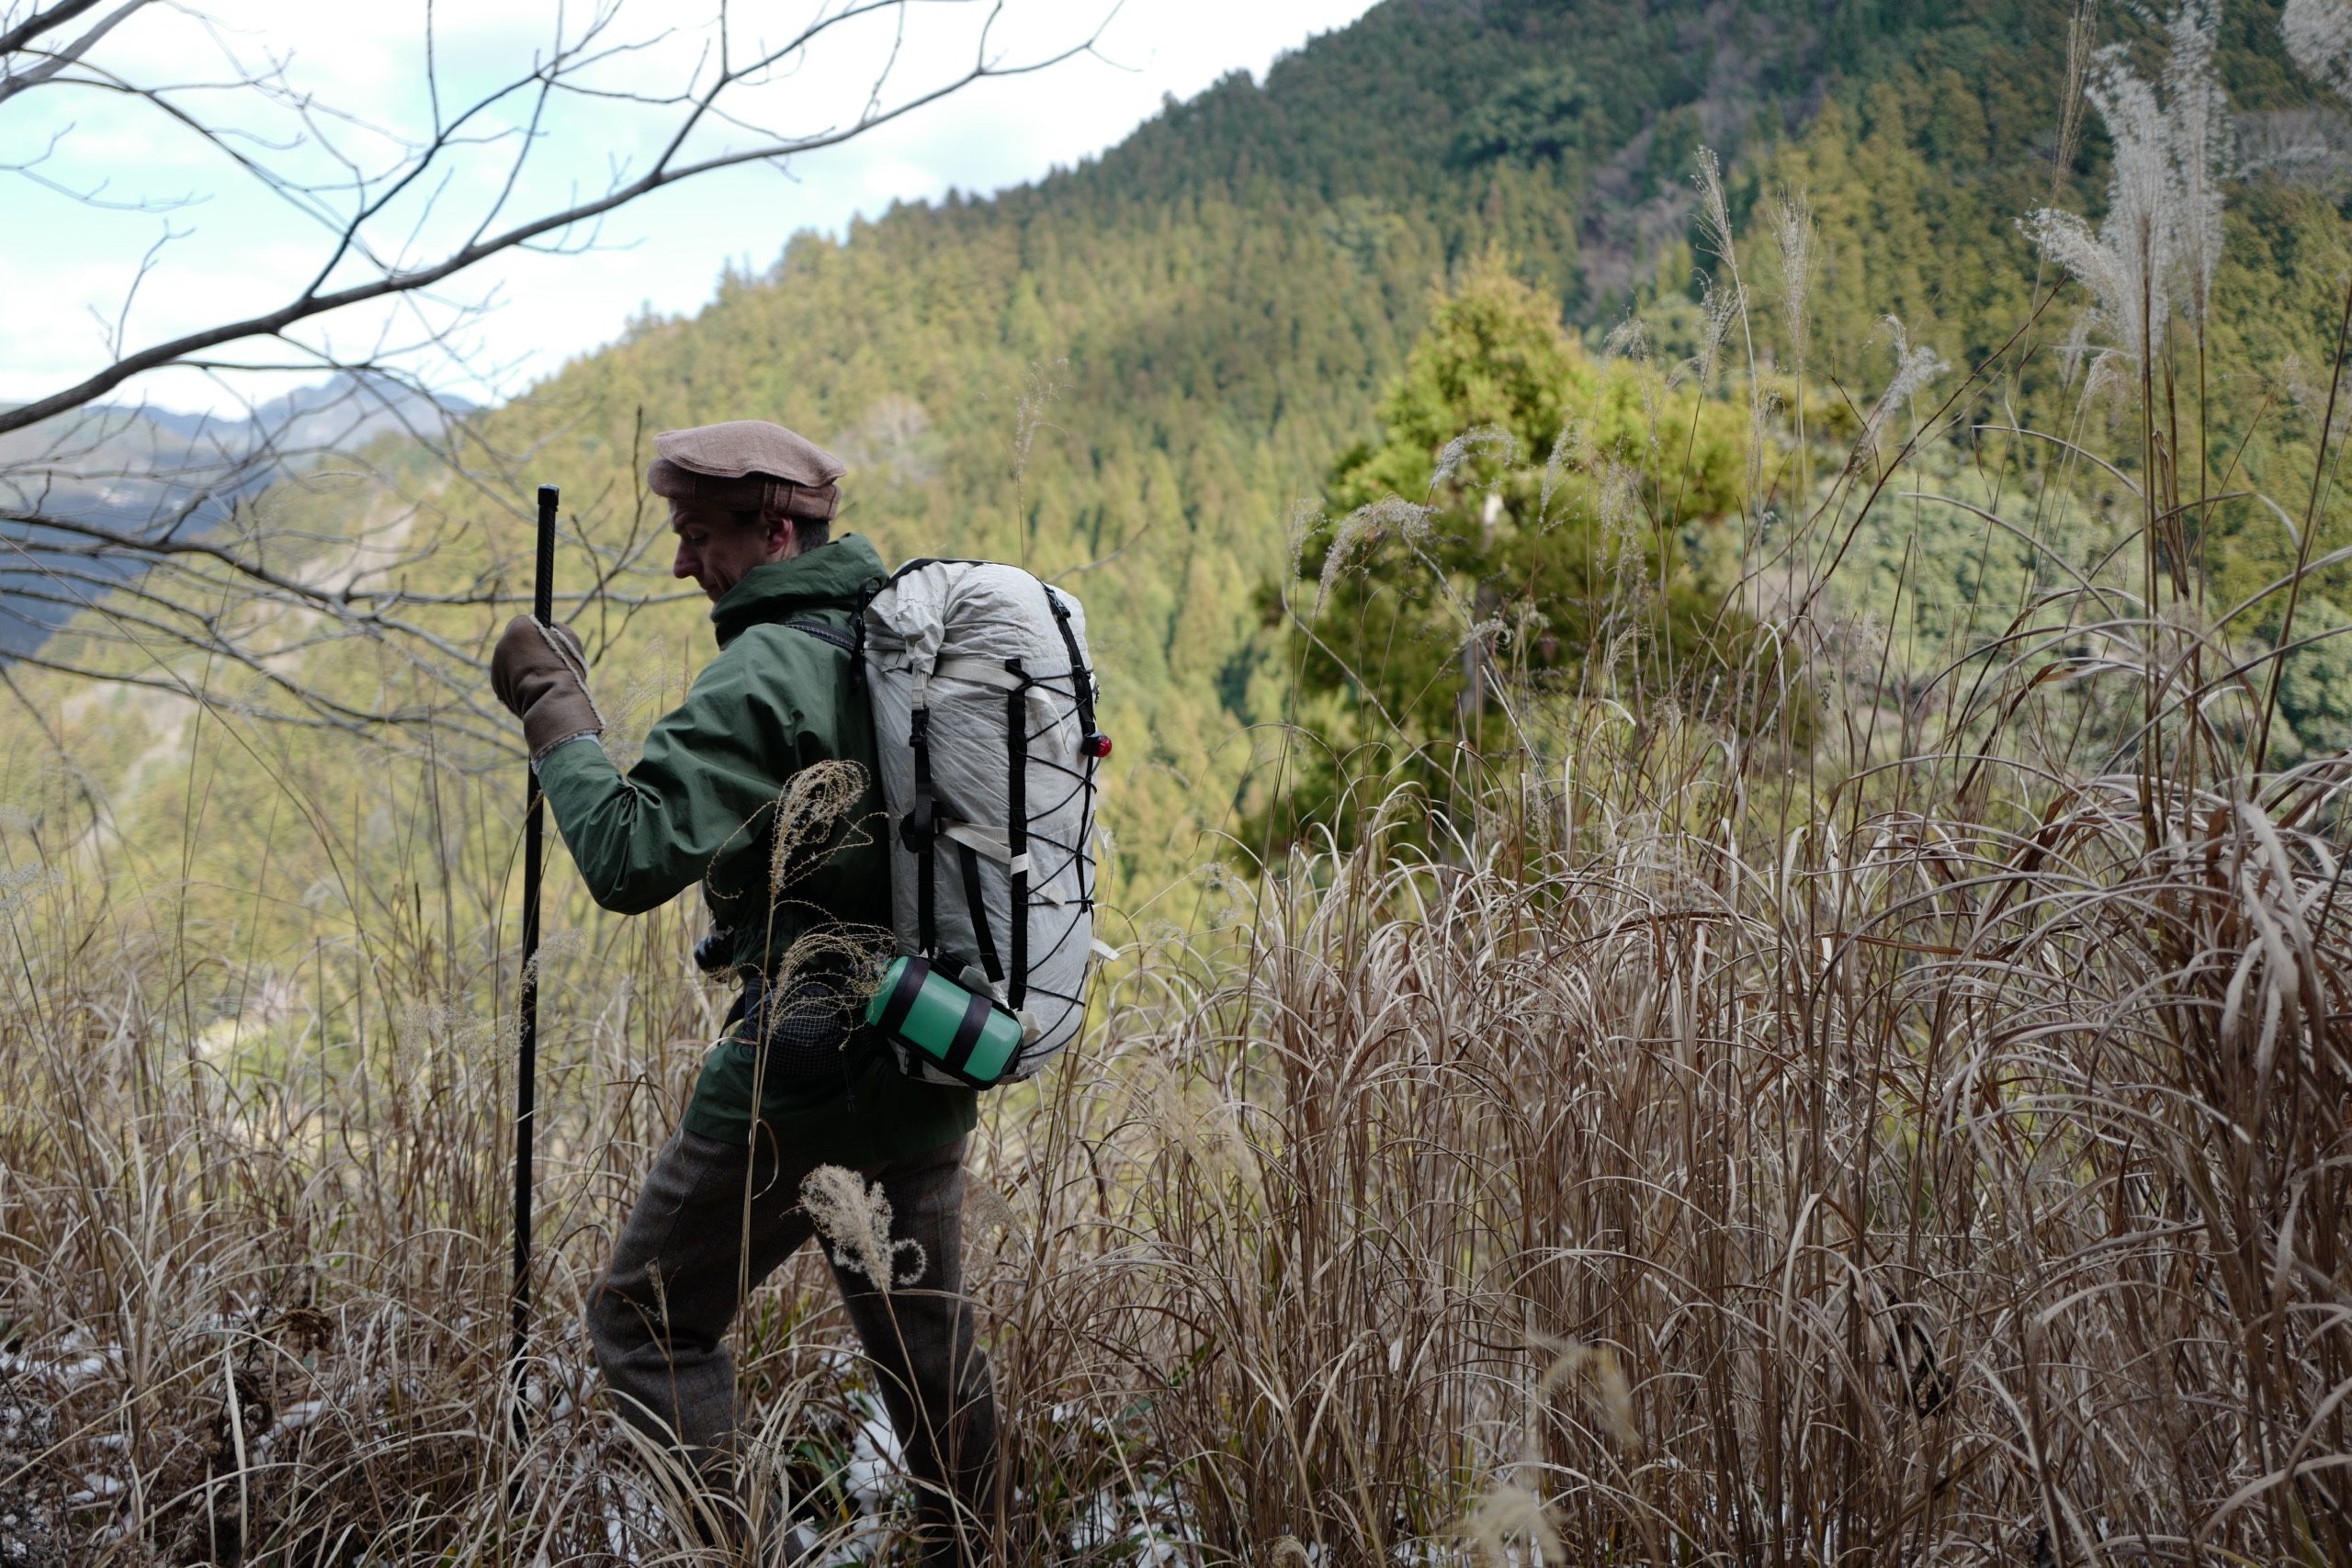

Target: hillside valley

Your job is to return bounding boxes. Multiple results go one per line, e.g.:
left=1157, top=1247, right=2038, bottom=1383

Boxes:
left=6, top=0, right=2352, bottom=1558
left=6, top=0, right=2351, bottom=967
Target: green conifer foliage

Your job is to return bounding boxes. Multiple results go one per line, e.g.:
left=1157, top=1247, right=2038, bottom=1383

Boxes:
left=1452, top=66, right=1594, bottom=170
left=1270, top=260, right=1749, bottom=844
left=8, top=0, right=2350, bottom=913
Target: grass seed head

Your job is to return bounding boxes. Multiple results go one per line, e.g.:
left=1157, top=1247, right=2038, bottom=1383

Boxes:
left=799, top=1164, right=924, bottom=1290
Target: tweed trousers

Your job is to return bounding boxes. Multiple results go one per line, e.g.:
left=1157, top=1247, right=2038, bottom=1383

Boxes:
left=587, top=1123, right=998, bottom=1563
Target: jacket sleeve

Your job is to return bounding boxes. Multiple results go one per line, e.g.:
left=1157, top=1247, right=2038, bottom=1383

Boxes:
left=536, top=633, right=815, bottom=914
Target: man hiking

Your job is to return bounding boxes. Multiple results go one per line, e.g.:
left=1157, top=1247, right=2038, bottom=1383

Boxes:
left=490, top=420, right=995, bottom=1563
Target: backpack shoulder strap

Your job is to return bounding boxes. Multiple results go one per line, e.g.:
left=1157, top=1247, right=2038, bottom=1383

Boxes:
left=783, top=617, right=855, bottom=654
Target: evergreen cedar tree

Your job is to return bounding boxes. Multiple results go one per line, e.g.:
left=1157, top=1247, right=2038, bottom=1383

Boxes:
left=1262, top=259, right=1759, bottom=852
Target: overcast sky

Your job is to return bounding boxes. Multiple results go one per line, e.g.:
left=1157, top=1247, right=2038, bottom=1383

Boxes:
left=0, top=0, right=1379, bottom=417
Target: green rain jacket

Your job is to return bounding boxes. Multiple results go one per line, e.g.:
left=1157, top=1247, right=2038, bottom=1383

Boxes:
left=537, top=535, right=977, bottom=1161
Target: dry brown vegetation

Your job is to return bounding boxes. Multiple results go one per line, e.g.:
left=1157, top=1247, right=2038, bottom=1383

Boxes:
left=5, top=651, right=2350, bottom=1563
left=5, top=6, right=2352, bottom=1561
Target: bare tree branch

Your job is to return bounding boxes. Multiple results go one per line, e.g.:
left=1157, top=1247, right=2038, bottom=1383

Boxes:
left=0, top=0, right=108, bottom=55
left=1, top=0, right=1116, bottom=744
left=0, top=2, right=146, bottom=113
left=0, top=2, right=1115, bottom=436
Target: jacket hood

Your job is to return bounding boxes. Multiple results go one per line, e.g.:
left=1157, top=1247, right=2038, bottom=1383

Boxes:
left=709, top=534, right=888, bottom=646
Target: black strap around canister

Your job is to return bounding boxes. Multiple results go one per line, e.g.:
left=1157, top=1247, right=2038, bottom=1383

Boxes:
left=942, top=987, right=995, bottom=1077
left=875, top=954, right=931, bottom=1038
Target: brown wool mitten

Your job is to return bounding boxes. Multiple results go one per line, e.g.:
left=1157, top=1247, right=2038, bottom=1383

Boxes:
left=491, top=615, right=605, bottom=762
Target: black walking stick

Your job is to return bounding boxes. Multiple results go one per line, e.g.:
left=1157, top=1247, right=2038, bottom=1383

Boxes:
left=511, top=482, right=558, bottom=1435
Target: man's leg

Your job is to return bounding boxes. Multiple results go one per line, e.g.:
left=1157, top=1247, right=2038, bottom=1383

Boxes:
left=827, top=1137, right=999, bottom=1567
left=586, top=1124, right=816, bottom=1472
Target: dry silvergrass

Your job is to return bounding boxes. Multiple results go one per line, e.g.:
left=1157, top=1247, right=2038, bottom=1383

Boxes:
left=0, top=1, right=2349, bottom=1561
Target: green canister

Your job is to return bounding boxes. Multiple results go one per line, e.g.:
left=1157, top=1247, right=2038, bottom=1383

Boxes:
left=865, top=955, right=1026, bottom=1088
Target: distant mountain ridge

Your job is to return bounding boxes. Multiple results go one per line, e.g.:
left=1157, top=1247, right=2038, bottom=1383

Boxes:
left=0, top=372, right=469, bottom=656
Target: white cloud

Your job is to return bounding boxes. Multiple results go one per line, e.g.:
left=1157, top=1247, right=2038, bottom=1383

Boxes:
left=0, top=0, right=1379, bottom=415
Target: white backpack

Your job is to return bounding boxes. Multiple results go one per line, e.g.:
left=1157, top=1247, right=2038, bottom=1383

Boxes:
left=799, top=558, right=1109, bottom=1084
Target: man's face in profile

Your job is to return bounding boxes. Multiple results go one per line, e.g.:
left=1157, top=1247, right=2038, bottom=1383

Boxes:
left=670, top=504, right=790, bottom=601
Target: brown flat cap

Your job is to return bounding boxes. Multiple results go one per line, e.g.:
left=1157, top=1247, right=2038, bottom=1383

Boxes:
left=649, top=420, right=843, bottom=522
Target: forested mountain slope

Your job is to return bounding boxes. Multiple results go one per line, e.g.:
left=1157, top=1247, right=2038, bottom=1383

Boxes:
left=13, top=6, right=2352, bottom=1556
left=8, top=0, right=2347, bottom=910
left=488, top=0, right=2339, bottom=885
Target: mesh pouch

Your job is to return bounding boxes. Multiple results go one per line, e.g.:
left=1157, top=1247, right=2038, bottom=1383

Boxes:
left=731, top=969, right=867, bottom=1083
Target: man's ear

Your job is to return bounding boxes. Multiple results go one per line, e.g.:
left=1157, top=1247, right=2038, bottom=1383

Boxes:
left=765, top=513, right=798, bottom=559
